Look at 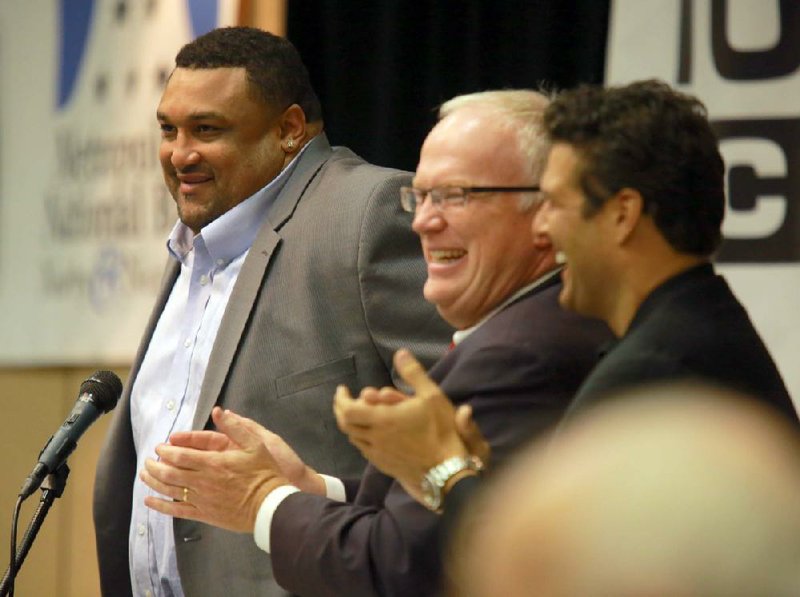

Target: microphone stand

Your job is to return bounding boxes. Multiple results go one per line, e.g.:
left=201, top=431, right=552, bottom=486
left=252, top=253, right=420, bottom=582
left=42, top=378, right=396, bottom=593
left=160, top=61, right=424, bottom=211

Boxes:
left=0, top=464, right=70, bottom=596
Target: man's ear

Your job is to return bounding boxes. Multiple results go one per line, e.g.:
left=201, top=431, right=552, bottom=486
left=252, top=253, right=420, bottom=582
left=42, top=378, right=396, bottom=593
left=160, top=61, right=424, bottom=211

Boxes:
left=608, top=187, right=644, bottom=245
left=279, top=104, right=308, bottom=153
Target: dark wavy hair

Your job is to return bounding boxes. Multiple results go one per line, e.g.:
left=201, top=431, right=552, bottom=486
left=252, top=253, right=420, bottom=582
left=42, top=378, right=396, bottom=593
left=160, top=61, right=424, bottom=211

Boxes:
left=175, top=26, right=322, bottom=122
left=544, top=79, right=724, bottom=256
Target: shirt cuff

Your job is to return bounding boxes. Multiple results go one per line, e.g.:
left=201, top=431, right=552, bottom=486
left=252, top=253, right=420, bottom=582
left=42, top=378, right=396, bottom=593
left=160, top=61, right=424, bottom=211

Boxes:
left=320, top=474, right=346, bottom=502
left=253, top=485, right=299, bottom=553
left=253, top=475, right=346, bottom=554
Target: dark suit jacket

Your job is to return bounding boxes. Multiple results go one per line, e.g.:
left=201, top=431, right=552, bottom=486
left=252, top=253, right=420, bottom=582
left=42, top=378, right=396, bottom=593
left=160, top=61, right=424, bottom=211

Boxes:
left=568, top=263, right=797, bottom=423
left=92, top=135, right=452, bottom=597
left=269, top=277, right=613, bottom=597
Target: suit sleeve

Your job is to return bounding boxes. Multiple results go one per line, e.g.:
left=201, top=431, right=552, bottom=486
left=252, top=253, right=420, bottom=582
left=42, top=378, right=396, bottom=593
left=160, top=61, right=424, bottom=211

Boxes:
left=440, top=474, right=483, bottom=549
left=270, top=472, right=442, bottom=597
left=356, top=171, right=453, bottom=379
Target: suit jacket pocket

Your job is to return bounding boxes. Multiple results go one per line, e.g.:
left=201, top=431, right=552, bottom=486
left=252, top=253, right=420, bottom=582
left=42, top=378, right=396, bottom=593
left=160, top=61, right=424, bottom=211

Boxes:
left=275, top=355, right=357, bottom=397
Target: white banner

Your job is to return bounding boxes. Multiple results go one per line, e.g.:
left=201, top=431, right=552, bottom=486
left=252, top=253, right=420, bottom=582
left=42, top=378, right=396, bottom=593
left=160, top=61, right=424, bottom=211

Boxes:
left=0, top=0, right=237, bottom=363
left=607, top=0, right=800, bottom=403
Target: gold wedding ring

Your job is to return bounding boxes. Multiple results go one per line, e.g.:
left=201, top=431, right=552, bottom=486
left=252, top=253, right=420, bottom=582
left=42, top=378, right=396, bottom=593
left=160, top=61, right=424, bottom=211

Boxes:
left=182, top=487, right=189, bottom=503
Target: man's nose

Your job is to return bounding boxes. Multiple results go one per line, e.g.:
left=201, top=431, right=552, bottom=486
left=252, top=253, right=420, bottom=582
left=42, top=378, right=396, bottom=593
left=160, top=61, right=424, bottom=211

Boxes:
left=412, top=195, right=445, bottom=234
left=168, top=133, right=201, bottom=170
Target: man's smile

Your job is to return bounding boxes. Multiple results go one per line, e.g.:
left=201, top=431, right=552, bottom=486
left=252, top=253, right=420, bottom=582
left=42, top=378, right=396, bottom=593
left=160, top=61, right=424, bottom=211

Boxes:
left=428, top=248, right=467, bottom=264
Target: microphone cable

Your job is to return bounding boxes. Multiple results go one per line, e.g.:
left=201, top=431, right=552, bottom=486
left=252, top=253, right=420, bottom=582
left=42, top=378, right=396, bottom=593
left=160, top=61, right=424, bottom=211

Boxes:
left=7, top=495, right=22, bottom=596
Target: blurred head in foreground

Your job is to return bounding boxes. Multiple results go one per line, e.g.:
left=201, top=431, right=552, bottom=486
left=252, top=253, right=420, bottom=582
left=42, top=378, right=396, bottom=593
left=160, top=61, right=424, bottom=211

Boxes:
left=449, top=385, right=800, bottom=596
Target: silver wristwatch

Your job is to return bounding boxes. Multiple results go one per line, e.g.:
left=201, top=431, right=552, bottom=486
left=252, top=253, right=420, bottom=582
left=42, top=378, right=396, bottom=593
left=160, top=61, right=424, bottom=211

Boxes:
left=420, top=455, right=483, bottom=512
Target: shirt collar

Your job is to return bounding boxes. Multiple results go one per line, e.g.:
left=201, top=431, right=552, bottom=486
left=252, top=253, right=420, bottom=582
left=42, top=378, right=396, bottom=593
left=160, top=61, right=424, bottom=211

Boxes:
left=166, top=136, right=319, bottom=264
left=451, top=267, right=563, bottom=347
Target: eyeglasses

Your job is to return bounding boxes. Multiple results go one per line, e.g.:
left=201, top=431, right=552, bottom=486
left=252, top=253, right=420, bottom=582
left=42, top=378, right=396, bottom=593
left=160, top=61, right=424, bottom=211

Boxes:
left=400, top=186, right=541, bottom=213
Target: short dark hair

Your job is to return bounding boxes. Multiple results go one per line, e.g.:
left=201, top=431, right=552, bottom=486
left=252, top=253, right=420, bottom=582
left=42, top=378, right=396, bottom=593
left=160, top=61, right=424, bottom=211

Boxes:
left=544, top=79, right=725, bottom=256
left=175, top=26, right=322, bottom=122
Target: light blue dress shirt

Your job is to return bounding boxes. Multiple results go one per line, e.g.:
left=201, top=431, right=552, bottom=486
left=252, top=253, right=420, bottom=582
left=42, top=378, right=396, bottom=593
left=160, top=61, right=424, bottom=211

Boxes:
left=128, top=142, right=310, bottom=597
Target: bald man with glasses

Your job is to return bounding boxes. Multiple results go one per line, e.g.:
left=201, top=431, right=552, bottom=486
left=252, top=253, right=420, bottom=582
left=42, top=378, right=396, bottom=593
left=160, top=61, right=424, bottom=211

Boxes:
left=140, top=90, right=611, bottom=597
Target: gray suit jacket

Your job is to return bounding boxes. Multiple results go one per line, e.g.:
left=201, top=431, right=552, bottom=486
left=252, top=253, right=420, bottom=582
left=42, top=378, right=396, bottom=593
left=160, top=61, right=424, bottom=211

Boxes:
left=93, top=135, right=452, bottom=597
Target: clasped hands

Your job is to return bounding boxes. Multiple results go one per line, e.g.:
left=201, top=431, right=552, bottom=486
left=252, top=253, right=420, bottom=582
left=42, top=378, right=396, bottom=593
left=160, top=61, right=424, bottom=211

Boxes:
left=140, top=348, right=490, bottom=529
left=334, top=349, right=490, bottom=504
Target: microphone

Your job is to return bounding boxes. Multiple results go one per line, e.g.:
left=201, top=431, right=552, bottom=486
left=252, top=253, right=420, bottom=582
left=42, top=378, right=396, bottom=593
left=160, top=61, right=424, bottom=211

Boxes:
left=19, top=370, right=123, bottom=499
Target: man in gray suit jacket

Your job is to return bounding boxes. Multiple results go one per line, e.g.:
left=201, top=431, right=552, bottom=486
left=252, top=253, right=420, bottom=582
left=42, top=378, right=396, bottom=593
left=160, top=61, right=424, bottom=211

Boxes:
left=92, top=27, right=450, bottom=597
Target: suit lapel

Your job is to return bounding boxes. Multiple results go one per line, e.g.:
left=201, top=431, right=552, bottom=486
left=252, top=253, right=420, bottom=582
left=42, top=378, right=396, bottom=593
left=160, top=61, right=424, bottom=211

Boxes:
left=191, top=135, right=335, bottom=429
left=427, top=272, right=563, bottom=397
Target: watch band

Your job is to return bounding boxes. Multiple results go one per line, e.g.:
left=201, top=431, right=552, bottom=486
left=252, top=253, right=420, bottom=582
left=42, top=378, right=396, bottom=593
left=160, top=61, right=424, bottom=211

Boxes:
left=421, top=455, right=483, bottom=512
